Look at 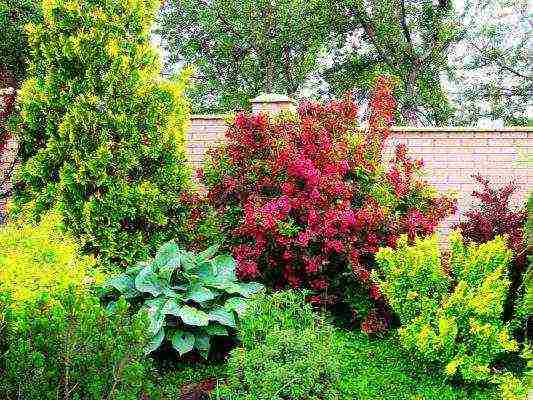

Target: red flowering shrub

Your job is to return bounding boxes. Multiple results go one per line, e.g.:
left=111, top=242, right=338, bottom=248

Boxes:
left=202, top=77, right=456, bottom=332
left=455, top=175, right=527, bottom=323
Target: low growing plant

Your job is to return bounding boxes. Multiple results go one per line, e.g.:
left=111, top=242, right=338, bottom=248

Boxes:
left=216, top=291, right=341, bottom=400
left=105, top=241, right=264, bottom=358
left=374, top=232, right=521, bottom=386
left=0, top=211, right=103, bottom=302
left=0, top=288, right=154, bottom=399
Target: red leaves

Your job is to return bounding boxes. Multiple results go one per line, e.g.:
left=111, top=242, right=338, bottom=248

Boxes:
left=204, top=77, right=455, bottom=324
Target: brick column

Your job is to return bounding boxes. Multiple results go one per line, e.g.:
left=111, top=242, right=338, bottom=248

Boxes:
left=251, top=93, right=297, bottom=114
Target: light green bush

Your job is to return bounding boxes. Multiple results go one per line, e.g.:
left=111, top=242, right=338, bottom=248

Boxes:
left=12, top=0, right=192, bottom=267
left=374, top=232, right=520, bottom=384
left=216, top=291, right=341, bottom=400
left=0, top=211, right=103, bottom=302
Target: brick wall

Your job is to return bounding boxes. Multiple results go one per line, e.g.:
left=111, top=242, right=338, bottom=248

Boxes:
left=2, top=112, right=531, bottom=234
left=186, top=115, right=532, bottom=234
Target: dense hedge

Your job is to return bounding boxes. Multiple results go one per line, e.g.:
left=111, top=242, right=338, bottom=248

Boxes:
left=11, top=0, right=192, bottom=267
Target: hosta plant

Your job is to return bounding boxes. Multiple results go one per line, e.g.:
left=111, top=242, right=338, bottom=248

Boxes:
left=105, top=241, right=264, bottom=358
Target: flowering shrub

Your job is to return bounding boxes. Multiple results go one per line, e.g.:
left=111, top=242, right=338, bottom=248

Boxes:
left=202, top=77, right=456, bottom=330
left=455, top=175, right=527, bottom=325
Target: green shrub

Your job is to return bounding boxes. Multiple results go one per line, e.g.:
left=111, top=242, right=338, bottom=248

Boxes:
left=105, top=241, right=264, bottom=358
left=216, top=291, right=341, bottom=400
left=12, top=0, right=192, bottom=267
left=0, top=289, right=154, bottom=399
left=374, top=232, right=520, bottom=384
left=0, top=211, right=103, bottom=302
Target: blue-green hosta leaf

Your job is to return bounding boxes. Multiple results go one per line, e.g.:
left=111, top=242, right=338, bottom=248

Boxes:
left=105, top=301, right=118, bottom=315
left=197, top=244, right=220, bottom=263
left=236, top=282, right=264, bottom=297
left=135, top=265, right=164, bottom=296
left=153, top=241, right=180, bottom=268
left=144, top=328, right=165, bottom=354
left=208, top=306, right=236, bottom=328
left=224, top=297, right=248, bottom=317
left=126, top=261, right=148, bottom=276
left=171, top=330, right=195, bottom=356
left=106, top=274, right=140, bottom=298
left=180, top=252, right=196, bottom=271
left=205, top=323, right=229, bottom=336
left=199, top=254, right=237, bottom=284
left=194, top=333, right=211, bottom=359
left=158, top=255, right=181, bottom=284
left=145, top=303, right=165, bottom=335
left=185, top=284, right=216, bottom=303
left=178, top=305, right=209, bottom=326
left=162, top=298, right=181, bottom=316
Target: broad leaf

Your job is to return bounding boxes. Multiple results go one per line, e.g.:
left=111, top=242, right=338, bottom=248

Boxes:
left=178, top=305, right=209, bottom=326
left=106, top=274, right=139, bottom=298
left=224, top=297, right=248, bottom=317
left=145, top=304, right=165, bottom=335
left=171, top=330, right=195, bottom=356
left=144, top=328, right=165, bottom=354
left=135, top=265, right=164, bottom=296
left=194, top=333, right=211, bottom=359
left=236, top=282, right=264, bottom=297
left=197, top=244, right=220, bottom=263
left=208, top=306, right=236, bottom=327
left=162, top=298, right=181, bottom=316
left=185, top=284, right=216, bottom=303
left=205, top=323, right=228, bottom=336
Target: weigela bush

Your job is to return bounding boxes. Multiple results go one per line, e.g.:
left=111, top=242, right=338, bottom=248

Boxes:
left=11, top=0, right=192, bottom=267
left=202, top=77, right=455, bottom=330
left=455, top=175, right=527, bottom=326
left=374, top=232, right=520, bottom=385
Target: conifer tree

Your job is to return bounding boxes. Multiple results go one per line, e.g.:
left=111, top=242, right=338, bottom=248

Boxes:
left=13, top=0, right=192, bottom=266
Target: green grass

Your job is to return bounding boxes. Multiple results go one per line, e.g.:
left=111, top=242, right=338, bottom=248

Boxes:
left=334, top=329, right=498, bottom=400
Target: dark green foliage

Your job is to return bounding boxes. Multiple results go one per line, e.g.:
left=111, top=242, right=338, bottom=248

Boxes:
left=0, top=288, right=154, bottom=400
left=216, top=291, right=341, bottom=400
left=11, top=0, right=192, bottom=267
left=105, top=241, right=264, bottom=358
left=158, top=0, right=340, bottom=113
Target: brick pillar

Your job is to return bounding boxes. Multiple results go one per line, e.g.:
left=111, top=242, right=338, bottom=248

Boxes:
left=251, top=93, right=297, bottom=114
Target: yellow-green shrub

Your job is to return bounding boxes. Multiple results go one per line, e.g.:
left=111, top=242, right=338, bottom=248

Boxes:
left=374, top=231, right=519, bottom=384
left=0, top=212, right=103, bottom=302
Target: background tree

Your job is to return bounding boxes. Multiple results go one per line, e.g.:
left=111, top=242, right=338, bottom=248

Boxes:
left=322, top=0, right=462, bottom=126
left=12, top=0, right=192, bottom=267
left=158, top=0, right=340, bottom=113
left=448, top=0, right=531, bottom=126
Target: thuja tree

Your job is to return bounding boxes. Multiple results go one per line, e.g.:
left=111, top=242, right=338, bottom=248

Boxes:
left=203, top=77, right=456, bottom=331
left=12, top=0, right=192, bottom=266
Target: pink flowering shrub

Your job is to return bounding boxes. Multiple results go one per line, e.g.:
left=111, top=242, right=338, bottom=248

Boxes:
left=202, top=77, right=456, bottom=332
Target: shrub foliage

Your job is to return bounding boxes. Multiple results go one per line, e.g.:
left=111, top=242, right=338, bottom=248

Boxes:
left=0, top=212, right=102, bottom=302
left=217, top=291, right=341, bottom=400
left=11, top=0, right=192, bottom=266
left=0, top=290, right=153, bottom=400
left=203, top=77, right=455, bottom=329
left=374, top=232, right=519, bottom=384
left=455, top=175, right=527, bottom=326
